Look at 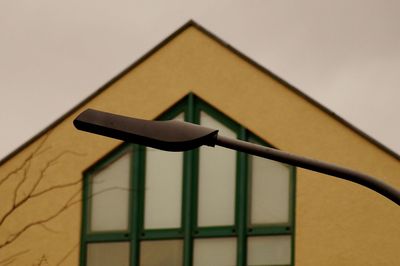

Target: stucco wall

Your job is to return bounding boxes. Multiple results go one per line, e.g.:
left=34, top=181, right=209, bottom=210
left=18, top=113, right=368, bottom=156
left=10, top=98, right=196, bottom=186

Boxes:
left=0, top=25, right=398, bottom=265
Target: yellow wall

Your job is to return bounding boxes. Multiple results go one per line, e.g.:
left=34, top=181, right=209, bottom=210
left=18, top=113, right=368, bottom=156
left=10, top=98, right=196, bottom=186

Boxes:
left=0, top=24, right=399, bottom=265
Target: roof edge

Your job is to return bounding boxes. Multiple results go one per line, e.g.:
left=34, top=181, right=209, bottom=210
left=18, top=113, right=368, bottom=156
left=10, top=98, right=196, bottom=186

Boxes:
left=1, top=20, right=398, bottom=166
left=0, top=20, right=196, bottom=166
left=189, top=22, right=399, bottom=161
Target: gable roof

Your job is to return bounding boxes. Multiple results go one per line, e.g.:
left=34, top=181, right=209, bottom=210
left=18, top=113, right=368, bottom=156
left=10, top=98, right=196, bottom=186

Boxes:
left=1, top=20, right=398, bottom=166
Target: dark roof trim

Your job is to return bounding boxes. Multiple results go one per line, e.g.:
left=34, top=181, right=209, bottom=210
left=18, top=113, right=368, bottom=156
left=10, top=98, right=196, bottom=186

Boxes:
left=1, top=20, right=398, bottom=166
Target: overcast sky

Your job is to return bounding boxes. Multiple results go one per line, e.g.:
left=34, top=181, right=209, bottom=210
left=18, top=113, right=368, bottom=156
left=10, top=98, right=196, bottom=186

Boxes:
left=0, top=0, right=399, bottom=161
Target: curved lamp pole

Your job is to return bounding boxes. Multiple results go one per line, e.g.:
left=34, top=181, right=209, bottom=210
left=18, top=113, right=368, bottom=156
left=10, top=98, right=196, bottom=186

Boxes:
left=74, top=109, right=400, bottom=206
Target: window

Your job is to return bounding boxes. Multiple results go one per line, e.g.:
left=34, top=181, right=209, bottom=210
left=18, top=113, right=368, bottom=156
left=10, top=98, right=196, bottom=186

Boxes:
left=80, top=94, right=296, bottom=266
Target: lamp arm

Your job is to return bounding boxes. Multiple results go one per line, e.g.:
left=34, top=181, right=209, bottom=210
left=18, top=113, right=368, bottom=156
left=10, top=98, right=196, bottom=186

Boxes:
left=216, top=135, right=400, bottom=206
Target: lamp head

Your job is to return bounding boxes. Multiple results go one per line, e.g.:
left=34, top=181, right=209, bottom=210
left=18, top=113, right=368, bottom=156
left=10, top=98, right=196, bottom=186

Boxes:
left=73, top=109, right=219, bottom=151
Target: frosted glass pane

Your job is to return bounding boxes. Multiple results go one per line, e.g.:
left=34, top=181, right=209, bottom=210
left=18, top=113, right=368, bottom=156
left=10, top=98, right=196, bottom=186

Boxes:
left=144, top=113, right=183, bottom=229
left=89, top=152, right=131, bottom=232
left=198, top=112, right=237, bottom=227
left=144, top=148, right=183, bottom=228
left=87, top=242, right=130, bottom=266
left=248, top=235, right=291, bottom=265
left=140, top=240, right=183, bottom=266
left=250, top=155, right=290, bottom=225
left=193, top=238, right=236, bottom=266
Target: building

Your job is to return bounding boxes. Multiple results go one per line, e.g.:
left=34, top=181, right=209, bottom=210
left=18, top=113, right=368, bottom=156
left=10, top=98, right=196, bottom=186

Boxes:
left=0, top=21, right=399, bottom=266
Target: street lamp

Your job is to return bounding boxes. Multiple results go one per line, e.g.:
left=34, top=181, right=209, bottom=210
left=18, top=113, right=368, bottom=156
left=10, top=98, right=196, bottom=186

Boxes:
left=74, top=108, right=400, bottom=205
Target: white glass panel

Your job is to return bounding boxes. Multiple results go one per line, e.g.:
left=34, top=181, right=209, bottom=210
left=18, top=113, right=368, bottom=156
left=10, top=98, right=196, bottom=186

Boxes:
left=140, top=240, right=183, bottom=266
left=144, top=113, right=184, bottom=229
left=193, top=238, right=236, bottom=266
left=198, top=111, right=236, bottom=227
left=250, top=154, right=290, bottom=225
left=87, top=242, right=130, bottom=266
left=89, top=152, right=131, bottom=232
left=248, top=235, right=291, bottom=265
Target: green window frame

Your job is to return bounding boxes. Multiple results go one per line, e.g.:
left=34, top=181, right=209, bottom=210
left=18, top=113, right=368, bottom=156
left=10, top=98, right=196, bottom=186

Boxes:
left=80, top=93, right=296, bottom=266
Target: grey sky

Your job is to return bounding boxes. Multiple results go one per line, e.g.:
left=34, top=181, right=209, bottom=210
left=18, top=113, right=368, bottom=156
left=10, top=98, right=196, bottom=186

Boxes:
left=0, top=0, right=399, bottom=160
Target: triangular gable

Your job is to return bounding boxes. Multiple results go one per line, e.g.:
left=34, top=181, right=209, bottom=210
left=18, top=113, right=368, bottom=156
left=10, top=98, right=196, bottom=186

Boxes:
left=1, top=20, right=398, bottom=167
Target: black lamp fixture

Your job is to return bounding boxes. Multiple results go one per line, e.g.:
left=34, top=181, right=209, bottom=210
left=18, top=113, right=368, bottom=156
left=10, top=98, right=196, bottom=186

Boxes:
left=74, top=109, right=400, bottom=205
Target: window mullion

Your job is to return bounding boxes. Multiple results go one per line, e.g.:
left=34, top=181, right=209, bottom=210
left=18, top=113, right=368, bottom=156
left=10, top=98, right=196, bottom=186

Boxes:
left=182, top=93, right=197, bottom=266
left=236, top=127, right=248, bottom=266
left=80, top=172, right=90, bottom=266
left=290, top=167, right=296, bottom=266
left=131, top=144, right=144, bottom=266
left=182, top=149, right=196, bottom=266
